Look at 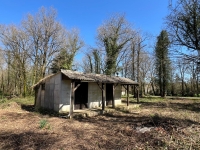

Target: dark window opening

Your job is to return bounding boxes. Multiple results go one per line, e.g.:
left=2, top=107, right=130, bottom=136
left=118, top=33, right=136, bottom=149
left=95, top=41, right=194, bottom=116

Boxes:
left=74, top=82, right=88, bottom=110
left=106, top=83, right=113, bottom=105
left=41, top=83, right=45, bottom=90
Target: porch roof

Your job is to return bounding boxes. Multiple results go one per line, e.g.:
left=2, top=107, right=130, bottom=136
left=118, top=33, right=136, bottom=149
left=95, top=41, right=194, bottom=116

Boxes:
left=61, top=70, right=138, bottom=85
left=33, top=69, right=138, bottom=89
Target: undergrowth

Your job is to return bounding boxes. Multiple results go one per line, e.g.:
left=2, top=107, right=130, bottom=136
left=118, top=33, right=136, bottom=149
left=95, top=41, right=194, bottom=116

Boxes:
left=39, top=119, right=51, bottom=129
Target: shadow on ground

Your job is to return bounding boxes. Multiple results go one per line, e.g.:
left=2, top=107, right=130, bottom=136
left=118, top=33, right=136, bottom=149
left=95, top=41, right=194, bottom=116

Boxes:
left=76, top=111, right=199, bottom=129
left=0, top=131, right=60, bottom=150
left=141, top=101, right=200, bottom=112
left=21, top=104, right=59, bottom=117
left=73, top=112, right=200, bottom=149
left=121, top=99, right=200, bottom=113
left=2, top=99, right=199, bottom=149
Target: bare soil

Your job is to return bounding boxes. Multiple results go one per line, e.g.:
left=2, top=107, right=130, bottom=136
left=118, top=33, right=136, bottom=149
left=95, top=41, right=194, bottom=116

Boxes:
left=0, top=98, right=200, bottom=150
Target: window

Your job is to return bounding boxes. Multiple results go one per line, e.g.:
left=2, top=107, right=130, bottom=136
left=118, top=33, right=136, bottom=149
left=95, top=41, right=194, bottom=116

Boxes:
left=41, top=83, right=45, bottom=90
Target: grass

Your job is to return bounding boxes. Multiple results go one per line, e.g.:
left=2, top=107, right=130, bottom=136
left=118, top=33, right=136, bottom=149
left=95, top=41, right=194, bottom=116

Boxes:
left=0, top=96, right=200, bottom=149
left=9, top=97, right=34, bottom=105
left=39, top=119, right=51, bottom=129
left=0, top=96, right=34, bottom=110
left=0, top=96, right=34, bottom=105
left=39, top=119, right=48, bottom=129
left=0, top=99, right=6, bottom=104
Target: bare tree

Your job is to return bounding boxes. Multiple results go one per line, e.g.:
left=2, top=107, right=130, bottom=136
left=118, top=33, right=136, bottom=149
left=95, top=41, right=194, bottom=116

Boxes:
left=186, top=59, right=199, bottom=96
left=176, top=58, right=189, bottom=96
left=64, top=29, right=84, bottom=70
left=81, top=48, right=103, bottom=74
left=0, top=7, right=83, bottom=96
left=50, top=28, right=84, bottom=73
left=0, top=48, right=5, bottom=99
left=139, top=51, right=152, bottom=96
left=22, top=7, right=67, bottom=83
left=0, top=25, right=31, bottom=97
left=147, top=56, right=157, bottom=95
left=97, top=14, right=136, bottom=75
left=166, top=0, right=200, bottom=58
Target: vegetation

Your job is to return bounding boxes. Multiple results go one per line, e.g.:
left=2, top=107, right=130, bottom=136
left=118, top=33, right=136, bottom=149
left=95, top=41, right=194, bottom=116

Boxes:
left=39, top=119, right=51, bottom=129
left=154, top=30, right=171, bottom=97
left=166, top=0, right=200, bottom=55
left=0, top=7, right=83, bottom=97
left=0, top=1, right=200, bottom=149
left=1, top=1, right=200, bottom=98
left=0, top=97, right=34, bottom=106
left=0, top=97, right=200, bottom=149
left=96, top=14, right=136, bottom=75
left=50, top=29, right=84, bottom=73
left=165, top=0, right=200, bottom=97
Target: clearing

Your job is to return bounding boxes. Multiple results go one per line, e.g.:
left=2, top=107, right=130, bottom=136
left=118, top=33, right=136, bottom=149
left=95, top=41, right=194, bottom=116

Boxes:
left=0, top=97, right=200, bottom=149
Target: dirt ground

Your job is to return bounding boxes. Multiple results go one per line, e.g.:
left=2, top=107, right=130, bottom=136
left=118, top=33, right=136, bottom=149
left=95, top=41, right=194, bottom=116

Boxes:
left=0, top=98, right=200, bottom=150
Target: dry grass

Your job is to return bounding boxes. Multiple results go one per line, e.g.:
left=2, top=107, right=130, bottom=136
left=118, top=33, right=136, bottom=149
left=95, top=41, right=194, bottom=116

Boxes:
left=0, top=97, right=200, bottom=149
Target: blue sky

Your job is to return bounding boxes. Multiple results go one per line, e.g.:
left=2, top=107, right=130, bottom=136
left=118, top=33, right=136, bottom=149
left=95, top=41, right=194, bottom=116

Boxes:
left=0, top=0, right=175, bottom=58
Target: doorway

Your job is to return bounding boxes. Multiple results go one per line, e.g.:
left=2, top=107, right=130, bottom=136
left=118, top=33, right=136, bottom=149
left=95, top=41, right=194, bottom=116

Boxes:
left=74, top=82, right=88, bottom=109
left=106, top=83, right=113, bottom=105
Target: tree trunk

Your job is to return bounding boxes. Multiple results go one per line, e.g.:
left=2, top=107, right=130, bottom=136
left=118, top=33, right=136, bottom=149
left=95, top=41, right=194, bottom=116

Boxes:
left=1, top=72, right=4, bottom=99
left=151, top=81, right=156, bottom=95
left=181, top=79, right=184, bottom=96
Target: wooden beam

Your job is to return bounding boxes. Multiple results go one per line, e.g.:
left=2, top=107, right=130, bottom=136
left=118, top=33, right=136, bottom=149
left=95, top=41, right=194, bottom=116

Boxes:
left=114, top=83, right=118, bottom=89
left=102, top=83, right=105, bottom=111
left=69, top=80, right=75, bottom=118
left=123, top=85, right=127, bottom=90
left=112, top=84, right=115, bottom=108
left=96, top=82, right=103, bottom=91
left=137, top=85, right=139, bottom=103
left=127, top=85, right=129, bottom=106
left=74, top=83, right=81, bottom=92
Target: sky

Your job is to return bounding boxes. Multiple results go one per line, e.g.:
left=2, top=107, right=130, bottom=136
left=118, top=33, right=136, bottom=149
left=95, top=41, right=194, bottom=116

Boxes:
left=0, top=0, right=175, bottom=58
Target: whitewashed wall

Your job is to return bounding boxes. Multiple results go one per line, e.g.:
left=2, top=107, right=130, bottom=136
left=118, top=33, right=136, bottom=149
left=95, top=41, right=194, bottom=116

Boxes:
left=88, top=82, right=103, bottom=108
left=35, top=75, right=123, bottom=112
left=59, top=79, right=71, bottom=112
left=114, top=84, right=122, bottom=105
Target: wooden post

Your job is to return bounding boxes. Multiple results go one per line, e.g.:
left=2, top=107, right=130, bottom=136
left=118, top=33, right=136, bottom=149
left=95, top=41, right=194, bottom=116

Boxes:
left=112, top=84, right=115, bottom=108
left=102, top=83, right=105, bottom=111
left=133, top=85, right=136, bottom=98
left=69, top=80, right=75, bottom=118
left=137, top=85, right=139, bottom=103
left=127, top=85, right=129, bottom=106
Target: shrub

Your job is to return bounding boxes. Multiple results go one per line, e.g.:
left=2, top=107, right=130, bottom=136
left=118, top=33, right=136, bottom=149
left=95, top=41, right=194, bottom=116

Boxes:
left=39, top=119, right=49, bottom=129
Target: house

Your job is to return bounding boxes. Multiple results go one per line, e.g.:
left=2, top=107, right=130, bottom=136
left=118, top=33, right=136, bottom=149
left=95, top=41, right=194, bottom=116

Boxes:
left=33, top=70, right=139, bottom=116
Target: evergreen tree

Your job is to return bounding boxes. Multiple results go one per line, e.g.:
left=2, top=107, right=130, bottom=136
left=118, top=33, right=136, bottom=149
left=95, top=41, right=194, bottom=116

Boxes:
left=50, top=29, right=84, bottom=73
left=155, top=30, right=171, bottom=97
left=50, top=49, right=69, bottom=73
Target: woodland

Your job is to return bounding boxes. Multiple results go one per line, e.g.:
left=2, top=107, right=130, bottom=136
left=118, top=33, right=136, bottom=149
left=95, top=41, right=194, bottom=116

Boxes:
left=1, top=0, right=200, bottom=149
left=0, top=0, right=200, bottom=98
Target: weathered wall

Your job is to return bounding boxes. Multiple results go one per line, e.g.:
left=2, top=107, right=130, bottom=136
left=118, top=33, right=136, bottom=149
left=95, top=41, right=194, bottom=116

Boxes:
left=88, top=83, right=122, bottom=108
left=35, top=74, right=123, bottom=112
left=114, top=84, right=122, bottom=105
left=53, top=73, right=62, bottom=111
left=38, top=73, right=61, bottom=111
left=59, top=79, right=71, bottom=112
left=88, top=82, right=103, bottom=108
left=35, top=86, right=42, bottom=109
